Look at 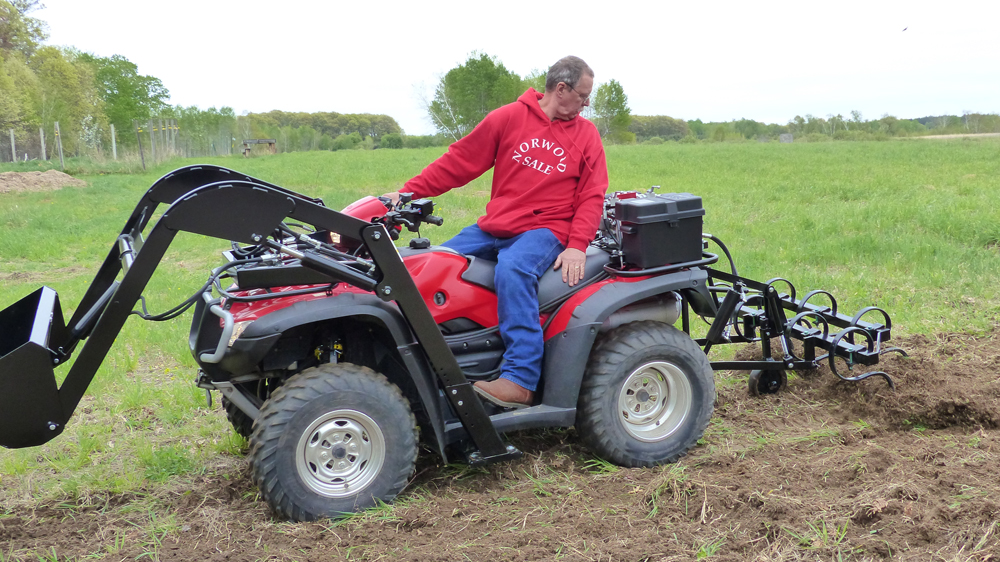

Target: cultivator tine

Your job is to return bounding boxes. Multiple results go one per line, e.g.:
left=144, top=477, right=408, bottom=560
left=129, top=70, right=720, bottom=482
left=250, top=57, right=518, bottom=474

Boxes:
left=797, top=290, right=838, bottom=316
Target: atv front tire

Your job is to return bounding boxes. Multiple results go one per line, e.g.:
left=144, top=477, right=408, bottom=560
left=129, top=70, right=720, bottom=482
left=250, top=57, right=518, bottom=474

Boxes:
left=249, top=363, right=418, bottom=521
left=577, top=321, right=715, bottom=467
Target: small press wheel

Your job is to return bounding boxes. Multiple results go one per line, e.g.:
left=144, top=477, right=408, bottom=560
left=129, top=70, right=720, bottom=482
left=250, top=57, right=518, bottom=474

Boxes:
left=748, top=369, right=787, bottom=396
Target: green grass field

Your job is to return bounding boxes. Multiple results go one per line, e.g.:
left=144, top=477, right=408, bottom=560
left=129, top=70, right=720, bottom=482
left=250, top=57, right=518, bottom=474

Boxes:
left=1, top=139, right=998, bottom=512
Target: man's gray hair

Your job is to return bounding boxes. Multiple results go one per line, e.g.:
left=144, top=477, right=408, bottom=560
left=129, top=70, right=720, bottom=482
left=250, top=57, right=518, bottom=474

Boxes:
left=545, top=56, right=594, bottom=92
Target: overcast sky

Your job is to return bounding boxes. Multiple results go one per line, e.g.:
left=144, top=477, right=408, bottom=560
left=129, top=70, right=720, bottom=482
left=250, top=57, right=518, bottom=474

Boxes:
left=37, top=0, right=1000, bottom=135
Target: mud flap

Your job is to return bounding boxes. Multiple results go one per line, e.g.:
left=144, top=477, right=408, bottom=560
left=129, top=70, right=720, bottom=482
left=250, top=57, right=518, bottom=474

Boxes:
left=0, top=287, right=67, bottom=448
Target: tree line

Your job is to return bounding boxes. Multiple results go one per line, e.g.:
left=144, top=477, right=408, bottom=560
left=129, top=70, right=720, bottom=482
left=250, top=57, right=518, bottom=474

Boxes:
left=427, top=53, right=1000, bottom=145
left=0, top=1, right=417, bottom=161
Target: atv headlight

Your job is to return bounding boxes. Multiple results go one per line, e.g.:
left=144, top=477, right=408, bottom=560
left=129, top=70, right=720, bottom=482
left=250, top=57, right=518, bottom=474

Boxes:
left=228, top=321, right=252, bottom=347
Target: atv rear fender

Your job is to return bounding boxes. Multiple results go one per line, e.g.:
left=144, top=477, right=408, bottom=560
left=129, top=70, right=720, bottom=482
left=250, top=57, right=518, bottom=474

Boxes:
left=540, top=268, right=714, bottom=409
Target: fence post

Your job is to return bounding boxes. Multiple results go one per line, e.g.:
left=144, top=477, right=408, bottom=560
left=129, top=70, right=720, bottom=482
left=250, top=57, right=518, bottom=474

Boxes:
left=54, top=122, right=65, bottom=170
left=9, top=129, right=14, bottom=162
left=134, top=120, right=146, bottom=171
left=111, top=124, right=117, bottom=160
left=148, top=119, right=156, bottom=163
left=40, top=128, right=46, bottom=160
left=172, top=119, right=177, bottom=152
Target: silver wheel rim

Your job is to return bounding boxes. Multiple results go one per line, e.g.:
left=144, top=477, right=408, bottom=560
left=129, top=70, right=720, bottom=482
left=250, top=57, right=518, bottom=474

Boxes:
left=617, top=361, right=693, bottom=442
left=295, top=409, right=385, bottom=498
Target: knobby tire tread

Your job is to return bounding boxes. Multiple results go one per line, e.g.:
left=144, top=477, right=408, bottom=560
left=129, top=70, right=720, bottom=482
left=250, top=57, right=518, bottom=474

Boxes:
left=248, top=363, right=417, bottom=521
left=578, top=321, right=715, bottom=468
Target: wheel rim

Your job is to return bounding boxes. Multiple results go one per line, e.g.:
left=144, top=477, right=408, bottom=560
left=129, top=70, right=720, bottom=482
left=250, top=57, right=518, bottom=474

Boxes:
left=295, top=409, right=385, bottom=498
left=617, top=361, right=693, bottom=442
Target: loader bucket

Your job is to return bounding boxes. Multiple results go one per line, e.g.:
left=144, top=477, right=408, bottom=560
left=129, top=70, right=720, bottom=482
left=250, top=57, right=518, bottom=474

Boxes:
left=0, top=287, right=67, bottom=448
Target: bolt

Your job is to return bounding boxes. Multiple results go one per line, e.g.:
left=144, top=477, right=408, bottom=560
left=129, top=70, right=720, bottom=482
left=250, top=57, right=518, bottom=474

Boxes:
left=787, top=363, right=794, bottom=369
left=451, top=389, right=458, bottom=395
left=53, top=358, right=59, bottom=365
left=382, top=286, right=392, bottom=295
left=48, top=423, right=57, bottom=431
left=458, top=400, right=464, bottom=406
left=252, top=233, right=261, bottom=242
left=372, top=231, right=381, bottom=240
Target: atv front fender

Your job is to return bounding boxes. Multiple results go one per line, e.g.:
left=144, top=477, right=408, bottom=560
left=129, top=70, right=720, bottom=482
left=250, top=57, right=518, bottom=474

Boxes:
left=215, top=292, right=447, bottom=460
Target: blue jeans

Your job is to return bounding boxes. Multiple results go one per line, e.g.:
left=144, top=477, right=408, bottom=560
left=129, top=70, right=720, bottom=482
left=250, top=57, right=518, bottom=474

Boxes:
left=443, top=224, right=564, bottom=391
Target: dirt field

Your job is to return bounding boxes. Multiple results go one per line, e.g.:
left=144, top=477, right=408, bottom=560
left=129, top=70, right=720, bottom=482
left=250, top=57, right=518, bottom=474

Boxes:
left=2, top=329, right=998, bottom=561
left=0, top=170, right=86, bottom=194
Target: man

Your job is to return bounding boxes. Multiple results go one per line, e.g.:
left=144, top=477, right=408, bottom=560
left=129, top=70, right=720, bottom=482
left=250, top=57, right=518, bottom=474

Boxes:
left=385, top=56, right=609, bottom=408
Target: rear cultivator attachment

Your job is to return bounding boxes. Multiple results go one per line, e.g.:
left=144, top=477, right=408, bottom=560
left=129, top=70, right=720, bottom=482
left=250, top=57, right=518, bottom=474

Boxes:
left=696, top=242, right=908, bottom=394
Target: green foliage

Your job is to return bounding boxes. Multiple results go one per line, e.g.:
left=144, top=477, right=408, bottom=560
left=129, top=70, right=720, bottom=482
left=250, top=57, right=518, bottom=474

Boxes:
left=402, top=134, right=448, bottom=149
left=380, top=132, right=403, bottom=149
left=0, top=0, right=47, bottom=57
left=428, top=52, right=524, bottom=140
left=245, top=110, right=401, bottom=141
left=630, top=115, right=688, bottom=141
left=642, top=136, right=665, bottom=145
left=332, top=132, right=362, bottom=151
left=591, top=79, right=632, bottom=142
left=78, top=53, right=169, bottom=146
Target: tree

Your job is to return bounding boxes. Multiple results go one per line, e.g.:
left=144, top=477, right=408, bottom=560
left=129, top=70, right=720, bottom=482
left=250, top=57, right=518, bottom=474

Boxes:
left=78, top=53, right=168, bottom=142
left=427, top=52, right=524, bottom=141
left=629, top=115, right=689, bottom=141
left=591, top=79, right=633, bottom=144
left=0, top=0, right=47, bottom=58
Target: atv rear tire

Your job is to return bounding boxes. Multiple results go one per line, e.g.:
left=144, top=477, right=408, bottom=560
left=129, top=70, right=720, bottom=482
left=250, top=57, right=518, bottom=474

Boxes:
left=577, top=321, right=715, bottom=467
left=248, top=363, right=418, bottom=521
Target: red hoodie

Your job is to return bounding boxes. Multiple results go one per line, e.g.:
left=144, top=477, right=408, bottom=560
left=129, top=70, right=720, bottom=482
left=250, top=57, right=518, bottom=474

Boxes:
left=403, top=89, right=609, bottom=252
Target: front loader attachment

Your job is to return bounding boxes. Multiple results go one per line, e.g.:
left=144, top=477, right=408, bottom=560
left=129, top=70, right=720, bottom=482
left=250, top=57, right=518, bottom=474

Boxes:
left=0, top=165, right=517, bottom=466
left=0, top=288, right=68, bottom=448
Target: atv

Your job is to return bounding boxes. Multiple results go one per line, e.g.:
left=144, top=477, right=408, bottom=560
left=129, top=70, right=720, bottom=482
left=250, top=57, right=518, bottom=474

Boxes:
left=0, top=165, right=904, bottom=521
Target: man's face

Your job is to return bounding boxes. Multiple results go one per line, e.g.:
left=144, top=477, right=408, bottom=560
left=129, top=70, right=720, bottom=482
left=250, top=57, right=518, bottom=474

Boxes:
left=556, top=74, right=593, bottom=121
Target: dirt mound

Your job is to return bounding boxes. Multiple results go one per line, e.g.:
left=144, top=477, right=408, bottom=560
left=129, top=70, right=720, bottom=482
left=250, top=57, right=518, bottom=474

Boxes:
left=0, top=170, right=87, bottom=194
left=732, top=331, right=1000, bottom=430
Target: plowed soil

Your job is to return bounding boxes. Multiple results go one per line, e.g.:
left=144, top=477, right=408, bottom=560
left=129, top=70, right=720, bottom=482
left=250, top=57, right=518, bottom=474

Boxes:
left=3, top=330, right=1000, bottom=561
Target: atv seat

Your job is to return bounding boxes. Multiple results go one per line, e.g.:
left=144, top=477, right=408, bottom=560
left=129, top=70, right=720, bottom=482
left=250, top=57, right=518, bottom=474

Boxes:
left=460, top=245, right=612, bottom=307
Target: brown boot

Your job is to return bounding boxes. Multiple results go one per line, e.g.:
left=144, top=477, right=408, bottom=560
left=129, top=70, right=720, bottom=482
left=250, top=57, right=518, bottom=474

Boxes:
left=473, top=378, right=534, bottom=409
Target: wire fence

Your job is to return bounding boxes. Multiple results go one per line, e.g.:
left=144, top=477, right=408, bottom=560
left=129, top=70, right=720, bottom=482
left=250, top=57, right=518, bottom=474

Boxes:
left=0, top=116, right=240, bottom=167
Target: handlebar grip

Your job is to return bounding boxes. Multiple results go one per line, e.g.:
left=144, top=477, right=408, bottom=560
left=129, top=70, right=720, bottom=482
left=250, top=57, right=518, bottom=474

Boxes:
left=426, top=215, right=444, bottom=226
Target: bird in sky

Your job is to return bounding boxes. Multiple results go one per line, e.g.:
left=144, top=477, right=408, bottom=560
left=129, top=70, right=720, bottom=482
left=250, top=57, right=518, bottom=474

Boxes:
left=903, top=27, right=908, bottom=31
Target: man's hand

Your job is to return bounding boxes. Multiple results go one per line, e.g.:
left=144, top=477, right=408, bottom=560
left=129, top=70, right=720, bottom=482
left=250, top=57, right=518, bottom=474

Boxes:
left=381, top=191, right=401, bottom=205
left=553, top=248, right=587, bottom=286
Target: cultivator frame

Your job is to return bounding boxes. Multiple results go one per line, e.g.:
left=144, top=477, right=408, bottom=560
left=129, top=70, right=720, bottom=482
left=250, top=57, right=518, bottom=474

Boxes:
left=690, top=258, right=908, bottom=392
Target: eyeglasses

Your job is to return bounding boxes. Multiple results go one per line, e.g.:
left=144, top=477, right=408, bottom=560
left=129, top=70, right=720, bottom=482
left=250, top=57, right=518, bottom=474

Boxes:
left=567, top=84, right=590, bottom=104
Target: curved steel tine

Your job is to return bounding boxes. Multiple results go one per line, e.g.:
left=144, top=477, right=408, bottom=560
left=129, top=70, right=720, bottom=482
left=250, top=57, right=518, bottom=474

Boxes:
left=787, top=311, right=830, bottom=340
left=731, top=300, right=749, bottom=341
left=798, top=290, right=838, bottom=316
left=835, top=370, right=896, bottom=390
left=831, top=326, right=875, bottom=356
left=850, top=306, right=892, bottom=330
left=765, top=278, right=796, bottom=302
left=880, top=346, right=909, bottom=358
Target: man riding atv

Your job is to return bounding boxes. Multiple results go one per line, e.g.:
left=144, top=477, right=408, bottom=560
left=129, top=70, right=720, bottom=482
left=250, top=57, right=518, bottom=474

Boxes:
left=384, top=55, right=609, bottom=408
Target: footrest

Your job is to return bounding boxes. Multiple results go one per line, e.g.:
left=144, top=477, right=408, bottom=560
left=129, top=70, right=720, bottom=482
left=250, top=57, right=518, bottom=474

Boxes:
left=467, top=444, right=522, bottom=466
